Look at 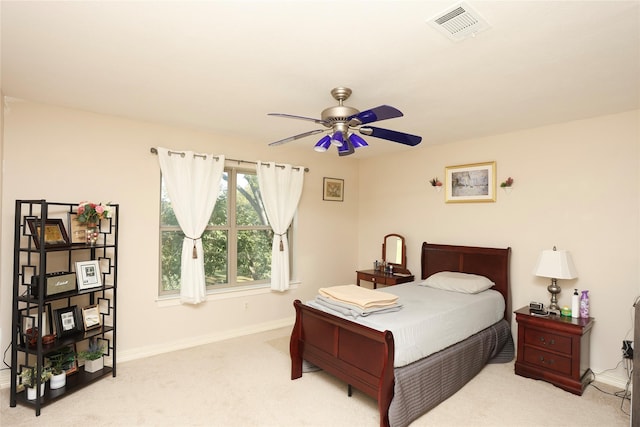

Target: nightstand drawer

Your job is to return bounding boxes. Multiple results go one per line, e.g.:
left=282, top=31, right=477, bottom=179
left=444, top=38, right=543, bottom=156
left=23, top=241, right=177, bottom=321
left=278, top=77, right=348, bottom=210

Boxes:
left=523, top=347, right=572, bottom=376
left=524, top=328, right=572, bottom=355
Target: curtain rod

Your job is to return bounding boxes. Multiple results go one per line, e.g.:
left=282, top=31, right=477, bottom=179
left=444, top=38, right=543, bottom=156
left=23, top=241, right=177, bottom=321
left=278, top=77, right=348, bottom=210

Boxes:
left=150, top=148, right=309, bottom=172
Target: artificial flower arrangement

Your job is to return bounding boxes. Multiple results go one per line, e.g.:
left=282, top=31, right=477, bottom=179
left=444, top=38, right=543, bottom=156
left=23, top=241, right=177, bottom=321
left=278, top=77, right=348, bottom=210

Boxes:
left=500, top=177, right=514, bottom=188
left=77, top=202, right=111, bottom=225
left=429, top=177, right=443, bottom=187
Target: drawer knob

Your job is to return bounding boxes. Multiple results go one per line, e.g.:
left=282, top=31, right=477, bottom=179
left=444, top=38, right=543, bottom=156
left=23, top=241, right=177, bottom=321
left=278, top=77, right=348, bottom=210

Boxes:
left=539, top=356, right=554, bottom=365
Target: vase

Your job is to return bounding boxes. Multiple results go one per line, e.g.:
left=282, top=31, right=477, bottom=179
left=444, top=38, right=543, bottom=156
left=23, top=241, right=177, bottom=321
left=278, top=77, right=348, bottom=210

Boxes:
left=26, top=383, right=45, bottom=400
left=84, top=357, right=104, bottom=373
left=50, top=372, right=66, bottom=390
left=86, top=223, right=99, bottom=246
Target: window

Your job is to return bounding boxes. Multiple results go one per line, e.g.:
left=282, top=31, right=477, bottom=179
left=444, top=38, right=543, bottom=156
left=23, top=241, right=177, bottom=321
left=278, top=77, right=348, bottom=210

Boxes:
left=159, top=167, right=288, bottom=295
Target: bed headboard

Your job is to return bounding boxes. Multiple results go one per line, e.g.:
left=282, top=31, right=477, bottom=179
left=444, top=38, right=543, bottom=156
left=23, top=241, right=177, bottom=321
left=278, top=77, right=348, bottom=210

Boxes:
left=421, top=242, right=511, bottom=321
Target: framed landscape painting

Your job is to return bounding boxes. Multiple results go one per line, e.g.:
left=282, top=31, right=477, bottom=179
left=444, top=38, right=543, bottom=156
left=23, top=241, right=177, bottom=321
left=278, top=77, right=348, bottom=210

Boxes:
left=445, top=161, right=496, bottom=203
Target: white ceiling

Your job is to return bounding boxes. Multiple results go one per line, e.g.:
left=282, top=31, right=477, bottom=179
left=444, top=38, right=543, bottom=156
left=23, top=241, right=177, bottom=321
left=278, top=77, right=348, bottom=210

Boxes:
left=2, top=1, right=639, bottom=158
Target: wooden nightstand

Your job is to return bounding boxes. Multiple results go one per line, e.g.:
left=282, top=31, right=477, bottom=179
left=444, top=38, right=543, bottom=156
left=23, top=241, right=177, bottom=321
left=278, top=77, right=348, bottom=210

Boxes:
left=356, top=269, right=414, bottom=289
left=514, top=306, right=594, bottom=395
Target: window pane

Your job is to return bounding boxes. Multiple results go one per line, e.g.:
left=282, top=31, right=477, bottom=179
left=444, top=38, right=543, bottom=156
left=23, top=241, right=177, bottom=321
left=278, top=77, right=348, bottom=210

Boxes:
left=237, top=229, right=273, bottom=282
left=160, top=179, right=179, bottom=227
left=236, top=172, right=267, bottom=226
left=203, top=229, right=228, bottom=285
left=209, top=172, right=228, bottom=226
left=160, top=229, right=183, bottom=291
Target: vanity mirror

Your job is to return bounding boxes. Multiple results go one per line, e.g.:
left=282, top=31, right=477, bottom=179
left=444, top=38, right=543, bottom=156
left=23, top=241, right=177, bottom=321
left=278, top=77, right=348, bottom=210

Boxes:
left=382, top=234, right=410, bottom=274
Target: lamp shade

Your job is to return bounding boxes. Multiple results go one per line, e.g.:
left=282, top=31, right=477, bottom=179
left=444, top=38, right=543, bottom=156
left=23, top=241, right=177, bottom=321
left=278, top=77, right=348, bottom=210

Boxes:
left=330, top=131, right=344, bottom=147
left=533, top=248, right=578, bottom=279
left=348, top=133, right=369, bottom=148
left=313, top=135, right=332, bottom=152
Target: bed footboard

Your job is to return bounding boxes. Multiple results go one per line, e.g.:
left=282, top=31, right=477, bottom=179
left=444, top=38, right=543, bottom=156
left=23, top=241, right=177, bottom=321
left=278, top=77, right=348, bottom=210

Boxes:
left=290, top=300, right=395, bottom=427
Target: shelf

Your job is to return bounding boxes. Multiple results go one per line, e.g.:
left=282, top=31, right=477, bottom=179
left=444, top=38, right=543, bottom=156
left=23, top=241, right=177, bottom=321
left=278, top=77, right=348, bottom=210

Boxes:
left=14, top=366, right=114, bottom=408
left=10, top=200, right=119, bottom=416
left=17, top=326, right=115, bottom=355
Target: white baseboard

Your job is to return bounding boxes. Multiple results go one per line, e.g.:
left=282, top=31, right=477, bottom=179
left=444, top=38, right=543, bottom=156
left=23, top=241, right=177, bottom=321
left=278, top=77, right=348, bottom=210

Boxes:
left=0, top=317, right=295, bottom=390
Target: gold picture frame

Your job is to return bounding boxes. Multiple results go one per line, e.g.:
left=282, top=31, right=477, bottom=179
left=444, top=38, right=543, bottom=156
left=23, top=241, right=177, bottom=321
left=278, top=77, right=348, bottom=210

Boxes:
left=323, top=177, right=344, bottom=202
left=67, top=212, right=88, bottom=244
left=26, top=218, right=70, bottom=249
left=445, top=161, right=496, bottom=203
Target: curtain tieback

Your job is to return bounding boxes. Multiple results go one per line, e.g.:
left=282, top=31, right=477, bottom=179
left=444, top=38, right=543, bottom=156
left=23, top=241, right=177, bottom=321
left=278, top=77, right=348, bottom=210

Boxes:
left=187, top=236, right=202, bottom=259
left=275, top=233, right=286, bottom=251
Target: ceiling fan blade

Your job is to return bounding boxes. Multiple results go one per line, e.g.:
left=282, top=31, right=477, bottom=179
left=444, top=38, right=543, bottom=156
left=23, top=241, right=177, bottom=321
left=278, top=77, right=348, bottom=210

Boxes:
left=349, top=105, right=403, bottom=126
left=268, top=129, right=326, bottom=146
left=268, top=113, right=329, bottom=126
left=359, top=126, right=422, bottom=146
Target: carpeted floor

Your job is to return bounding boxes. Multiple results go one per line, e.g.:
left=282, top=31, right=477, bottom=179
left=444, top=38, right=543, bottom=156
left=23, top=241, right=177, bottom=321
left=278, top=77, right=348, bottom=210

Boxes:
left=1, top=326, right=630, bottom=426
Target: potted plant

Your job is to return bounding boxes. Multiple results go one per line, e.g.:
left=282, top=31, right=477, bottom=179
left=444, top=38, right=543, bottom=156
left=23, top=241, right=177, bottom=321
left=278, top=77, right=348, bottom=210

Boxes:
left=77, top=338, right=105, bottom=373
left=19, top=367, right=52, bottom=400
left=47, top=346, right=75, bottom=389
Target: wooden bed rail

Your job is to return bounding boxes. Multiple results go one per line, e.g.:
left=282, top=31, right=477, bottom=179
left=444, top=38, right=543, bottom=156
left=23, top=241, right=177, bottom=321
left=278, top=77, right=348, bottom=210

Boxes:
left=290, top=300, right=395, bottom=427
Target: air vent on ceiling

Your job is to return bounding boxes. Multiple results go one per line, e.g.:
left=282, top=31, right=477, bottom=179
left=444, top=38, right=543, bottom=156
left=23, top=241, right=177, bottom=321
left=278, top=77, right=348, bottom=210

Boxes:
left=427, top=2, right=490, bottom=41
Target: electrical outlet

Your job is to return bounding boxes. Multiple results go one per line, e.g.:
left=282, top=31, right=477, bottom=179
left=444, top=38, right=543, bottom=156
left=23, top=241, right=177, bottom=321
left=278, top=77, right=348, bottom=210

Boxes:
left=622, top=340, right=633, bottom=359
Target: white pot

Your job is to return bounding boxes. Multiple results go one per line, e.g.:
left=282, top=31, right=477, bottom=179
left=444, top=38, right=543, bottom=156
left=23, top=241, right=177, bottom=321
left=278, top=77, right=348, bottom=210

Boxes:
left=50, top=372, right=66, bottom=390
left=26, top=383, right=45, bottom=400
left=84, top=357, right=104, bottom=373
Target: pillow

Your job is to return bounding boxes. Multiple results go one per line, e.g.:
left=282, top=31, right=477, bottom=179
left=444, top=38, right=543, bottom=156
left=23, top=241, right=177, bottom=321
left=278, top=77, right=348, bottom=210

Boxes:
left=421, top=271, right=495, bottom=294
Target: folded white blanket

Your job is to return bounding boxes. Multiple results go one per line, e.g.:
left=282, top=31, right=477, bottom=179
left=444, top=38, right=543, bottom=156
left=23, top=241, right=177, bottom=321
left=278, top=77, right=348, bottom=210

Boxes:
left=314, top=295, right=403, bottom=319
left=318, top=284, right=398, bottom=310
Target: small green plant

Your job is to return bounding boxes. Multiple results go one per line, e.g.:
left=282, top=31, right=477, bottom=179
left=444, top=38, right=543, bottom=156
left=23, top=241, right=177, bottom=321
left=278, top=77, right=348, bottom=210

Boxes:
left=47, top=346, right=76, bottom=375
left=77, top=338, right=105, bottom=361
left=19, top=367, right=52, bottom=388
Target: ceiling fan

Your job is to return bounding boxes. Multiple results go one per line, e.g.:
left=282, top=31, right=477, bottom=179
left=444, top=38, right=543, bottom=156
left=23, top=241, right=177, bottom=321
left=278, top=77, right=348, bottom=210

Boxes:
left=267, top=87, right=422, bottom=156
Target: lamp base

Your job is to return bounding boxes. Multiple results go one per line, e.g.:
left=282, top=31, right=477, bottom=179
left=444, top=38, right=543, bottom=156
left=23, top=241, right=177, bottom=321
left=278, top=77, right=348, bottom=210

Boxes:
left=548, top=278, right=561, bottom=311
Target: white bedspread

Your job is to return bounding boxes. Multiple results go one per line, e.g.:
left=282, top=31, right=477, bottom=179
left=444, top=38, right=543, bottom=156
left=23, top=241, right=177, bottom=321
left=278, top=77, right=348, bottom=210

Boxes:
left=306, top=280, right=504, bottom=368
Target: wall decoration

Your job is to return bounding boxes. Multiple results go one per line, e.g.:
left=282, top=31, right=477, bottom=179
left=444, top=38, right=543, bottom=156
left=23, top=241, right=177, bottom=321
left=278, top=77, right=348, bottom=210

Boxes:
left=323, top=177, right=344, bottom=202
left=75, top=260, right=102, bottom=291
left=445, top=161, right=496, bottom=203
left=26, top=218, right=70, bottom=249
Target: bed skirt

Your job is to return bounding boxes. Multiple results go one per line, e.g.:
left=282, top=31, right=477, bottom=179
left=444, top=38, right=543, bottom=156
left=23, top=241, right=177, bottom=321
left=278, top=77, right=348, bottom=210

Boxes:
left=388, top=319, right=514, bottom=427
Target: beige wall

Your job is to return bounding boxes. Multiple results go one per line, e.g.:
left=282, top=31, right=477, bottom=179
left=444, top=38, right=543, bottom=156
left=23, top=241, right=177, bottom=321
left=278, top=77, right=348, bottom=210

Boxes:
left=0, top=99, right=360, bottom=385
left=357, top=110, right=640, bottom=387
left=1, top=99, right=637, bottom=389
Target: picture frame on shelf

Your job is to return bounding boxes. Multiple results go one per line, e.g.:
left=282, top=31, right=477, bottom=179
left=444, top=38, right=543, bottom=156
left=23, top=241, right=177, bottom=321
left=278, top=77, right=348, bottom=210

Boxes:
left=54, top=306, right=82, bottom=337
left=67, top=212, right=88, bottom=244
left=75, top=260, right=102, bottom=290
left=45, top=344, right=78, bottom=376
left=445, top=161, right=496, bottom=203
left=323, top=177, right=344, bottom=202
left=19, top=305, right=51, bottom=347
left=26, top=218, right=70, bottom=249
left=81, top=305, right=102, bottom=331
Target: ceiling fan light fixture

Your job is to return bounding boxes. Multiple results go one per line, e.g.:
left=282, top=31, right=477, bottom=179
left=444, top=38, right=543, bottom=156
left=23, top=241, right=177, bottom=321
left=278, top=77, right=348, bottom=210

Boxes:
left=348, top=133, right=368, bottom=148
left=330, top=131, right=344, bottom=147
left=314, top=135, right=332, bottom=152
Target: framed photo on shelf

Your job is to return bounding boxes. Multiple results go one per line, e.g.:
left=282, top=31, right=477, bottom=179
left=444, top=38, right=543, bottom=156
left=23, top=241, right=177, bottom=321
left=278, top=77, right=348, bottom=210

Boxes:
left=445, top=161, right=496, bottom=203
left=54, top=306, right=82, bottom=337
left=81, top=305, right=102, bottom=331
left=26, top=218, right=70, bottom=249
left=75, top=260, right=102, bottom=290
left=67, top=212, right=88, bottom=244
left=323, top=177, right=344, bottom=202
left=19, top=305, right=50, bottom=347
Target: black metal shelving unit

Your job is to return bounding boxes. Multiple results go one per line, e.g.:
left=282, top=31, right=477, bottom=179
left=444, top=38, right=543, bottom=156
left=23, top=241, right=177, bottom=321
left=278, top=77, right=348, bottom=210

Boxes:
left=10, top=200, right=118, bottom=416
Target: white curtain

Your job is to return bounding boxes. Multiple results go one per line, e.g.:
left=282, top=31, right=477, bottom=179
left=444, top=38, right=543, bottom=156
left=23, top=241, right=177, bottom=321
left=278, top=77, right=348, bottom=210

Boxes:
left=257, top=161, right=304, bottom=292
left=157, top=147, right=225, bottom=304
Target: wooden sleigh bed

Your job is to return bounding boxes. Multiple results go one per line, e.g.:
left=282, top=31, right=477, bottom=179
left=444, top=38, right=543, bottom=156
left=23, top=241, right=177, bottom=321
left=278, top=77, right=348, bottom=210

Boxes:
left=290, top=242, right=513, bottom=427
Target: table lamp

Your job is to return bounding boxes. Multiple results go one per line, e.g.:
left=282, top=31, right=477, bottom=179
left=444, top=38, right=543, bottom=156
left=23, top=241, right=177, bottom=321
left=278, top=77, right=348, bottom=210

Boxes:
left=533, top=246, right=578, bottom=311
